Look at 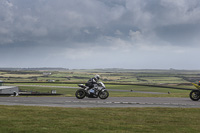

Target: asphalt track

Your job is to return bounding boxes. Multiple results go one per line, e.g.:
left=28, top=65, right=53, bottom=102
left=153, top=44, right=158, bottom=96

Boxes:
left=0, top=97, right=200, bottom=108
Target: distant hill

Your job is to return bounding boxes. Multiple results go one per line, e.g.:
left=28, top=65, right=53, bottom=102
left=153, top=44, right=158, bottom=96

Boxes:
left=0, top=67, right=69, bottom=71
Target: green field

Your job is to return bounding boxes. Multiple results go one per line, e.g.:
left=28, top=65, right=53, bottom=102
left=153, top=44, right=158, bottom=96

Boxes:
left=1, top=69, right=200, bottom=133
left=1, top=105, right=200, bottom=133
left=3, top=83, right=192, bottom=97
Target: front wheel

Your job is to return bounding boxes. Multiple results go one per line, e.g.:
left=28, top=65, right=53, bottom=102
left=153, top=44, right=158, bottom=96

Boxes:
left=190, top=90, right=200, bottom=101
left=75, top=89, right=86, bottom=99
left=98, top=90, right=109, bottom=99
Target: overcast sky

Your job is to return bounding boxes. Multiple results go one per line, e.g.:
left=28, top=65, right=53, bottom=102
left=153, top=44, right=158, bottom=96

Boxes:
left=1, top=0, right=200, bottom=69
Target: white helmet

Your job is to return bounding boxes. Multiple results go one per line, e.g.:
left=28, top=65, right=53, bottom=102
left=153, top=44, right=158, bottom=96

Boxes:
left=94, top=74, right=100, bottom=80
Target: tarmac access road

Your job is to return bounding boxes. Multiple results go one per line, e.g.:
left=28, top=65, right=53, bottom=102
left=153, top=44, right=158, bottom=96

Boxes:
left=0, top=97, right=200, bottom=108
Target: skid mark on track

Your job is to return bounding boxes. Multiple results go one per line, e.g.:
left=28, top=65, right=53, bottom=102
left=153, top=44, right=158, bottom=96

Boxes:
left=64, top=100, right=196, bottom=107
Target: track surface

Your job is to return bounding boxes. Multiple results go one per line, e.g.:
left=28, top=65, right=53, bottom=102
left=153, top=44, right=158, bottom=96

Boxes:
left=0, top=97, right=200, bottom=108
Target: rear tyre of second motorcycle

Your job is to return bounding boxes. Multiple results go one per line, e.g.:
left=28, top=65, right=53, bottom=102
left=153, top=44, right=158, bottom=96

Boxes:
left=190, top=90, right=200, bottom=101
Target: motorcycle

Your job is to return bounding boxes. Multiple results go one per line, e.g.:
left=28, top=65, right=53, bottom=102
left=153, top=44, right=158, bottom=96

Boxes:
left=75, top=82, right=109, bottom=99
left=190, top=83, right=200, bottom=101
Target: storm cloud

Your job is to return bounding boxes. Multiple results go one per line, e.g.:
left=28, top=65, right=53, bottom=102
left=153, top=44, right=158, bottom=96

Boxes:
left=0, top=0, right=200, bottom=69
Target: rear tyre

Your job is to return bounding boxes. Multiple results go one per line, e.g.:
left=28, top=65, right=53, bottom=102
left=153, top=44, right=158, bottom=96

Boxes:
left=98, top=90, right=109, bottom=99
left=75, top=89, right=86, bottom=99
left=190, top=90, right=200, bottom=101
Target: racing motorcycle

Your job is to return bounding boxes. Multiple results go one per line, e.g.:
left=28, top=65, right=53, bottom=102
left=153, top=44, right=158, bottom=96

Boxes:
left=75, top=82, right=109, bottom=99
left=190, top=83, right=200, bottom=101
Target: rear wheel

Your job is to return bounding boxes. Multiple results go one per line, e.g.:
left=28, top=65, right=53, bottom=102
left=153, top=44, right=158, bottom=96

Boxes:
left=98, top=90, right=109, bottom=99
left=190, top=90, right=200, bottom=101
left=75, top=89, right=86, bottom=99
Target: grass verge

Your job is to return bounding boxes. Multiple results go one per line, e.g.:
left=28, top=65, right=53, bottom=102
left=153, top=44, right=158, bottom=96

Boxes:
left=5, top=83, right=192, bottom=97
left=1, top=105, right=200, bottom=133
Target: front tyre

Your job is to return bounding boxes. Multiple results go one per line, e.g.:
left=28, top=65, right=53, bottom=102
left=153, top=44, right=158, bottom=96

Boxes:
left=75, top=89, right=86, bottom=99
left=190, top=90, right=200, bottom=101
left=98, top=90, right=109, bottom=99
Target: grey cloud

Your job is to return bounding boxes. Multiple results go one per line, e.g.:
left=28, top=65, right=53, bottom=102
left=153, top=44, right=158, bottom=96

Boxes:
left=1, top=0, right=200, bottom=47
left=1, top=0, right=125, bottom=46
left=156, top=23, right=200, bottom=46
left=1, top=0, right=200, bottom=69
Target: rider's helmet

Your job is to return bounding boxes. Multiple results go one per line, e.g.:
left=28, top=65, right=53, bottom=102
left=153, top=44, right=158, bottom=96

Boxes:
left=94, top=74, right=100, bottom=81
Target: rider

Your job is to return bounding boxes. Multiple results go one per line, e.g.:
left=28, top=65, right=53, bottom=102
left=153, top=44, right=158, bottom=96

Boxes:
left=86, top=74, right=100, bottom=93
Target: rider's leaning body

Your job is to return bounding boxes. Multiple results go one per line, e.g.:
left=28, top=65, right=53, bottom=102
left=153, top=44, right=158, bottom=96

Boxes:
left=85, top=75, right=100, bottom=93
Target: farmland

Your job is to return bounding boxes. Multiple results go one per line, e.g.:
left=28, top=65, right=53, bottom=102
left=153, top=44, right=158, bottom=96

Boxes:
left=0, top=69, right=200, bottom=97
left=1, top=68, right=200, bottom=83
left=1, top=68, right=200, bottom=97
